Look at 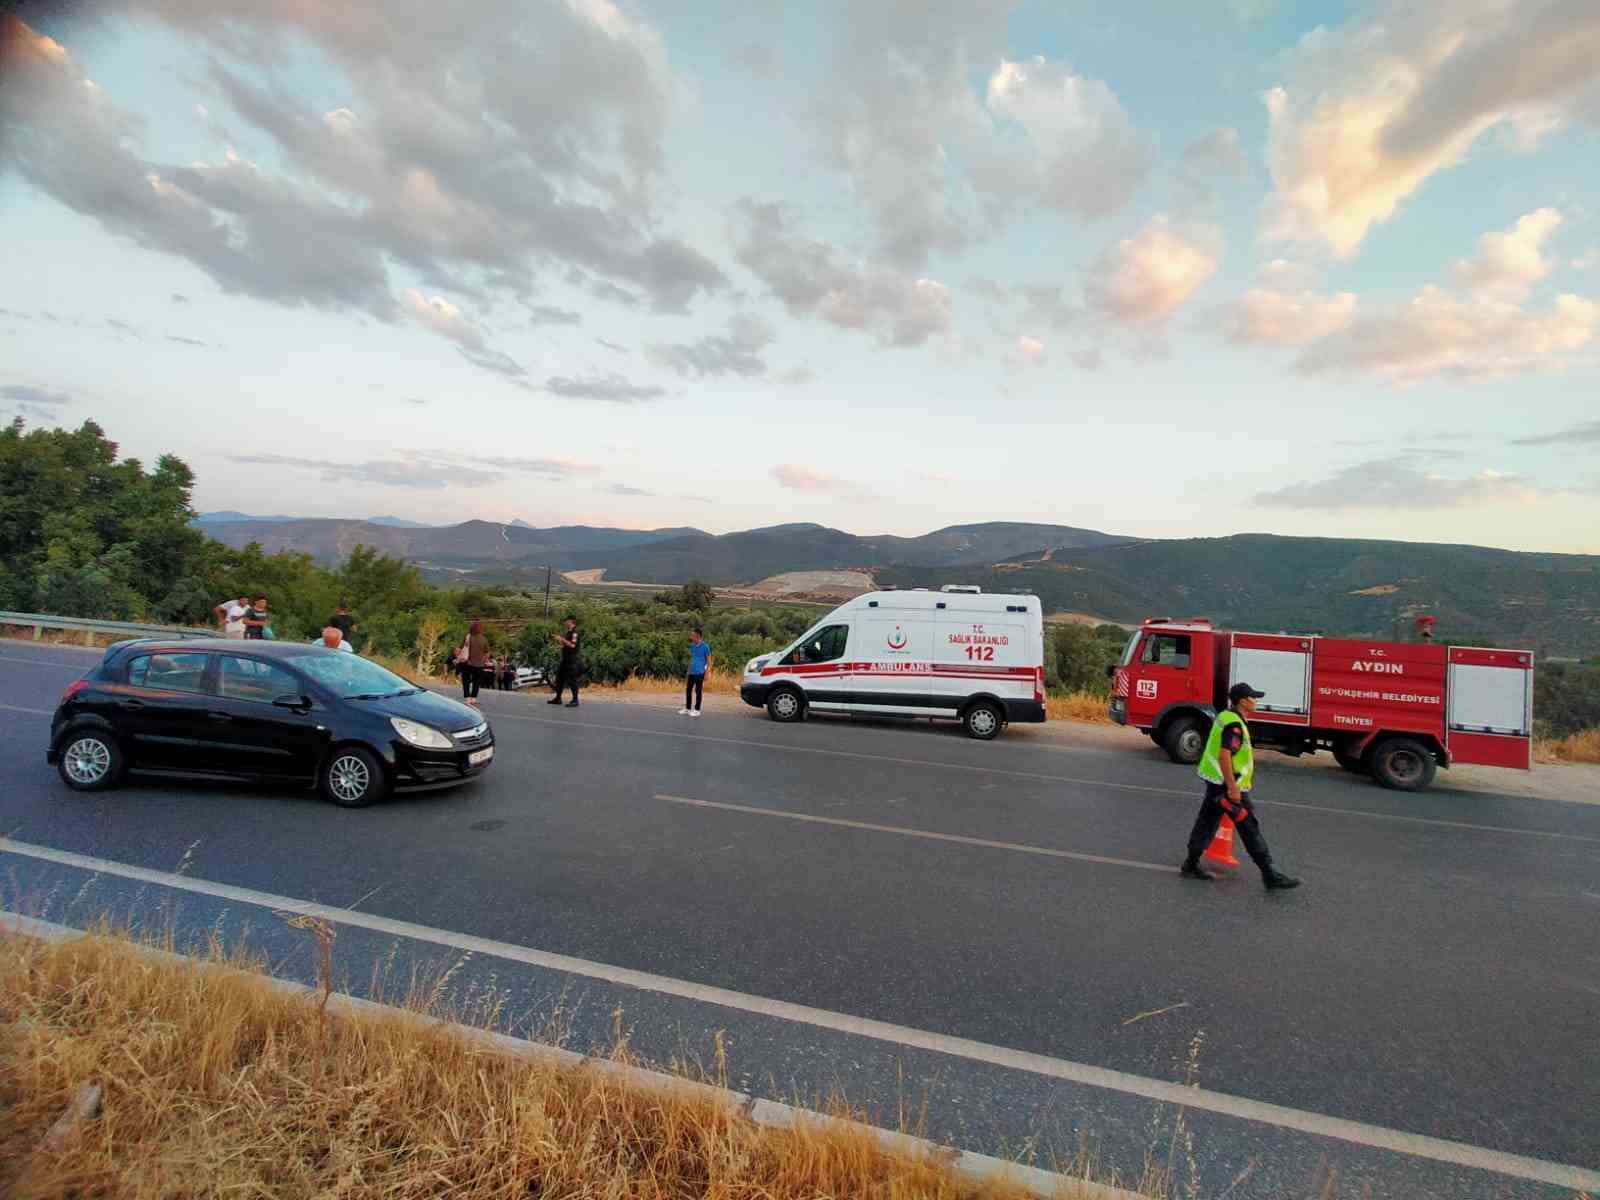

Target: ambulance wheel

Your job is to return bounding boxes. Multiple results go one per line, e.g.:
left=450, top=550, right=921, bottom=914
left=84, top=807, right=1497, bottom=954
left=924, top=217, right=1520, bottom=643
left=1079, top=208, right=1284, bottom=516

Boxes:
left=766, top=687, right=805, bottom=723
left=1333, top=742, right=1369, bottom=774
left=1370, top=737, right=1436, bottom=792
left=1162, top=716, right=1205, bottom=764
left=962, top=701, right=1004, bottom=741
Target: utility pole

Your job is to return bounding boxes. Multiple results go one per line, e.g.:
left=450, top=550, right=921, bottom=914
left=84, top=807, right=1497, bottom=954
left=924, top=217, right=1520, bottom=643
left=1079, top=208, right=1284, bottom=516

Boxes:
left=544, top=563, right=552, bottom=616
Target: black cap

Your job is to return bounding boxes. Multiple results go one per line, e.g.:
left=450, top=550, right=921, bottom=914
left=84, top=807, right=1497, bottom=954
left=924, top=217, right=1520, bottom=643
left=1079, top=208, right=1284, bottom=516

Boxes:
left=1229, top=682, right=1266, bottom=703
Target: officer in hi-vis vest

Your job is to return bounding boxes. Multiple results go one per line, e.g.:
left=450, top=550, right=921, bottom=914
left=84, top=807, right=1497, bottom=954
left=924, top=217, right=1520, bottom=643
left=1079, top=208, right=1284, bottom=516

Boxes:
left=1181, top=682, right=1301, bottom=890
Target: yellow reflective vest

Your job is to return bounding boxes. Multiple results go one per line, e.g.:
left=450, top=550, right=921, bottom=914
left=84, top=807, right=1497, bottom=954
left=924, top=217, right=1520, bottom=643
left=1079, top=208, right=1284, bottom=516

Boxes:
left=1197, top=709, right=1254, bottom=791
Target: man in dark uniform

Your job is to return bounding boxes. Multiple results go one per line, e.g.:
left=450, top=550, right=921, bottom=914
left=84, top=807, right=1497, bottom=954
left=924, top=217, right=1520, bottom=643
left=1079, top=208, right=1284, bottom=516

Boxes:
left=549, top=616, right=581, bottom=707
left=1181, top=681, right=1301, bottom=890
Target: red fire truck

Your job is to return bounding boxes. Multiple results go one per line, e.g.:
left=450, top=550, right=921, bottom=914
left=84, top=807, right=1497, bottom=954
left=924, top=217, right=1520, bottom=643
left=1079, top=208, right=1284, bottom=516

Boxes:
left=1108, top=618, right=1534, bottom=791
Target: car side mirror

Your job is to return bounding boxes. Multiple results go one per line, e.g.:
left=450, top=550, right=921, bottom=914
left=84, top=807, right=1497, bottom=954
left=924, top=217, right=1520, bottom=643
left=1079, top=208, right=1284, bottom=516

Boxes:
left=273, top=694, right=312, bottom=711
left=1105, top=664, right=1116, bottom=677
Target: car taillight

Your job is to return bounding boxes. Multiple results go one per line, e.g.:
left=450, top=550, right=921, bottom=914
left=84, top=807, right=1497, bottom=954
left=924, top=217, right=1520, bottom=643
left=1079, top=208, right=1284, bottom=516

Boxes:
left=1034, top=665, right=1045, bottom=703
left=61, top=679, right=90, bottom=704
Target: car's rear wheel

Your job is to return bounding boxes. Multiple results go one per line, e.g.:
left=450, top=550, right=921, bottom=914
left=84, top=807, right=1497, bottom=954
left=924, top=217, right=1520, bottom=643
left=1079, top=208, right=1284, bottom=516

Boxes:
left=963, top=700, right=1004, bottom=741
left=766, top=687, right=805, bottom=723
left=57, top=731, right=123, bottom=792
left=1370, top=737, right=1437, bottom=792
left=320, top=746, right=388, bottom=808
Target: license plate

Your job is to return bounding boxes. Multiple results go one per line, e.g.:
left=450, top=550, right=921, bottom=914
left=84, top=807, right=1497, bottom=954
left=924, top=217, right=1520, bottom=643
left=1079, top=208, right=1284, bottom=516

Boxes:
left=468, top=747, right=494, bottom=766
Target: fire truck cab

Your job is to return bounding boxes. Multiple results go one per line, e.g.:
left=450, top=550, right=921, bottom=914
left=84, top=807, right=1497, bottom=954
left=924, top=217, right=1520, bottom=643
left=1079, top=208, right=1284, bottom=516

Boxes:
left=1109, top=618, right=1534, bottom=792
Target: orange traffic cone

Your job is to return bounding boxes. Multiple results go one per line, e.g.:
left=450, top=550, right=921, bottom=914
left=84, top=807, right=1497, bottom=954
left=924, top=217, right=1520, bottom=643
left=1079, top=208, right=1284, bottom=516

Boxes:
left=1202, top=815, right=1241, bottom=869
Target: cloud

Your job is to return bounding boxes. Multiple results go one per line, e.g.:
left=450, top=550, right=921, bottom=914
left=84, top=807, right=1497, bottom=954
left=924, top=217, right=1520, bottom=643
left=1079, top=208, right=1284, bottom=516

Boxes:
left=817, top=8, right=1148, bottom=267
left=1296, top=285, right=1599, bottom=382
left=1255, top=458, right=1548, bottom=510
left=1229, top=282, right=1357, bottom=345
left=165, top=334, right=211, bottom=347
left=1, top=384, right=70, bottom=406
left=775, top=365, right=816, bottom=385
left=595, top=338, right=628, bottom=353
left=0, top=5, right=724, bottom=348
left=735, top=201, right=952, bottom=346
left=1086, top=218, right=1221, bottom=324
left=226, top=449, right=594, bottom=489
left=171, top=292, right=190, bottom=304
left=772, top=463, right=853, bottom=492
left=1453, top=208, right=1564, bottom=300
left=1512, top=419, right=1600, bottom=446
left=647, top=313, right=774, bottom=377
left=458, top=345, right=528, bottom=380
left=603, top=482, right=654, bottom=496
left=1263, top=0, right=1600, bottom=258
left=528, top=304, right=582, bottom=326
left=1181, top=126, right=1248, bottom=175
left=404, top=289, right=484, bottom=348
left=1070, top=347, right=1103, bottom=371
left=401, top=397, right=428, bottom=405
left=985, top=57, right=1152, bottom=217
left=544, top=372, right=665, bottom=402
left=1011, top=334, right=1045, bottom=364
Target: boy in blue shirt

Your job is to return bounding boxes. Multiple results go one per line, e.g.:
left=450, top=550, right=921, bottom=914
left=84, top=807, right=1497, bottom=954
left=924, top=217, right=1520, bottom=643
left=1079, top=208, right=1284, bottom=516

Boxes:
left=680, top=627, right=713, bottom=716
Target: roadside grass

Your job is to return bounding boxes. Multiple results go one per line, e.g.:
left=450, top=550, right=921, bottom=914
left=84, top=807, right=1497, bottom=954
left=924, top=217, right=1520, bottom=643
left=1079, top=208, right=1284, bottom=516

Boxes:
left=1048, top=690, right=1114, bottom=724
left=1534, top=728, right=1600, bottom=764
left=0, top=921, right=1177, bottom=1200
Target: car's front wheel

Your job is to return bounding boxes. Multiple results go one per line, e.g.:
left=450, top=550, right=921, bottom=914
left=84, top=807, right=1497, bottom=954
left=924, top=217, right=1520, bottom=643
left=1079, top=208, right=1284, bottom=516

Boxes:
left=320, top=746, right=389, bottom=808
left=56, top=730, right=124, bottom=792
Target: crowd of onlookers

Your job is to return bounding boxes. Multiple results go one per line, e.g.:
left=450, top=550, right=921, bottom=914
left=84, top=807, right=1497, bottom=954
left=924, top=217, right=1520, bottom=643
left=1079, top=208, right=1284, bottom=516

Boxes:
left=213, top=595, right=355, bottom=652
left=209, top=598, right=710, bottom=716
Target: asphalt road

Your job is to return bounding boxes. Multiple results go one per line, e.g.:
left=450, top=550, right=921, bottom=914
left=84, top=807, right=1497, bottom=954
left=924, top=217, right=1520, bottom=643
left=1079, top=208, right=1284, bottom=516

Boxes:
left=3, top=642, right=1597, bottom=1199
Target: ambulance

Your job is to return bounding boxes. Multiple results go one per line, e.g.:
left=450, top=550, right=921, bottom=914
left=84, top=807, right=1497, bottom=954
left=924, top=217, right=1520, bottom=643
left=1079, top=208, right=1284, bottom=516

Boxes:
left=739, top=587, right=1047, bottom=739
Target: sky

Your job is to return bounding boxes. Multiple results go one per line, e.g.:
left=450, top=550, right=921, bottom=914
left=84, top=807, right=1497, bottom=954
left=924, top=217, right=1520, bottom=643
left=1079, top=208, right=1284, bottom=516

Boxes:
left=2, top=0, right=1599, bottom=553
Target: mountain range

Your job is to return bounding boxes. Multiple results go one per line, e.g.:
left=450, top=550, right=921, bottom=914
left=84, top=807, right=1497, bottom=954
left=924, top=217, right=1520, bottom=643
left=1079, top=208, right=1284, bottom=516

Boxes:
left=191, top=513, right=1600, bottom=655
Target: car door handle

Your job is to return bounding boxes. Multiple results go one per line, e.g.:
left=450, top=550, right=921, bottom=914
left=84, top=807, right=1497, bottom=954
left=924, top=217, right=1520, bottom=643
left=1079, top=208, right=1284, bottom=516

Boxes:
left=207, top=711, right=232, bottom=723
left=119, top=699, right=145, bottom=710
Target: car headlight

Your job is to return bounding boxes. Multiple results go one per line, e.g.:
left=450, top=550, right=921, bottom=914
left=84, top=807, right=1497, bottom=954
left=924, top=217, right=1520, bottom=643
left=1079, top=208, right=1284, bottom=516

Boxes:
left=390, top=717, right=453, bottom=749
left=746, top=657, right=768, bottom=674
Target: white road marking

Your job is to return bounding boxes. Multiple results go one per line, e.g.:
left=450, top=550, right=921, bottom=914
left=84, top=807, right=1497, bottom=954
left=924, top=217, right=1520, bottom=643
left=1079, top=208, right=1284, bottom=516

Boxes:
left=0, top=654, right=86, bottom=671
left=0, top=702, right=53, bottom=716
left=492, top=709, right=1600, bottom=845
left=654, top=794, right=1176, bottom=874
left=2, top=836, right=1597, bottom=1193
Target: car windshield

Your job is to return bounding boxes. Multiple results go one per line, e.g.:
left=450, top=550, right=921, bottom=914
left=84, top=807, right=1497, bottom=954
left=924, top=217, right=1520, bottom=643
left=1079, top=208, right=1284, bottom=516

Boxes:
left=288, top=651, right=419, bottom=699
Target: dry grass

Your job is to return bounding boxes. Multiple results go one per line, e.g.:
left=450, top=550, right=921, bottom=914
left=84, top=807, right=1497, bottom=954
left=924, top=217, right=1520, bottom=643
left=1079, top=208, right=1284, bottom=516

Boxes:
left=1047, top=691, right=1114, bottom=725
left=1534, top=728, right=1600, bottom=764
left=0, top=925, right=1166, bottom=1200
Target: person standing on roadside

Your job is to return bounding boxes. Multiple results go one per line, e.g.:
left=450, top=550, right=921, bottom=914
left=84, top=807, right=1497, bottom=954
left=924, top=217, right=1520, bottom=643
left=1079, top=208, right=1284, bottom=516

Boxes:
left=215, top=595, right=250, bottom=639
left=460, top=620, right=489, bottom=706
left=550, top=616, right=581, bottom=707
left=328, top=600, right=356, bottom=648
left=1181, top=682, right=1301, bottom=890
left=242, top=596, right=269, bottom=640
left=679, top=627, right=713, bottom=717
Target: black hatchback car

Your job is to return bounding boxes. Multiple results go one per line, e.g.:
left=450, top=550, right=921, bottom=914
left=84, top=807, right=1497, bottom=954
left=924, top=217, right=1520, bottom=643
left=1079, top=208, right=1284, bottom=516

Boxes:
left=47, top=639, right=494, bottom=806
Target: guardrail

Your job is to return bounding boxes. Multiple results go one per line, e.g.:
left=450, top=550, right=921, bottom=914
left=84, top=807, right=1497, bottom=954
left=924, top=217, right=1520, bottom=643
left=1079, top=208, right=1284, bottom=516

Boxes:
left=0, top=611, right=216, bottom=645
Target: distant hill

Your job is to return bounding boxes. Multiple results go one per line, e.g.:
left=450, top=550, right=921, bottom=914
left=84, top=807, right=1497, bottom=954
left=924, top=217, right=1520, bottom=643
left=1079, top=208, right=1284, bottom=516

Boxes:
left=586, top=521, right=1129, bottom=583
left=366, top=515, right=435, bottom=528
left=194, top=510, right=298, bottom=524
left=879, top=534, right=1600, bottom=657
left=199, top=518, right=706, bottom=565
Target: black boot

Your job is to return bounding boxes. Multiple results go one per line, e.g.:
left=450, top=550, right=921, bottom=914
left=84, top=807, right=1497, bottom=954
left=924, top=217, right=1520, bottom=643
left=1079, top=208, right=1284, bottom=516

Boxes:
left=1264, top=870, right=1301, bottom=891
left=1180, top=858, right=1214, bottom=881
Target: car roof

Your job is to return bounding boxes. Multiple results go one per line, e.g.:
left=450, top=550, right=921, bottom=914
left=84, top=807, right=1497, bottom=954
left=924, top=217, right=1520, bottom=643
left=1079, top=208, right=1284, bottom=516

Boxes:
left=109, top=638, right=321, bottom=658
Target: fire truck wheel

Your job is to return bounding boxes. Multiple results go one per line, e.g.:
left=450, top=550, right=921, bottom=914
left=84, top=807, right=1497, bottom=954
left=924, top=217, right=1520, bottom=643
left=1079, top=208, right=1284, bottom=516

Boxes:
left=1333, top=742, right=1369, bottom=774
left=766, top=687, right=805, bottom=723
left=1162, top=716, right=1205, bottom=764
left=962, top=700, right=1004, bottom=740
left=1370, top=737, right=1437, bottom=792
